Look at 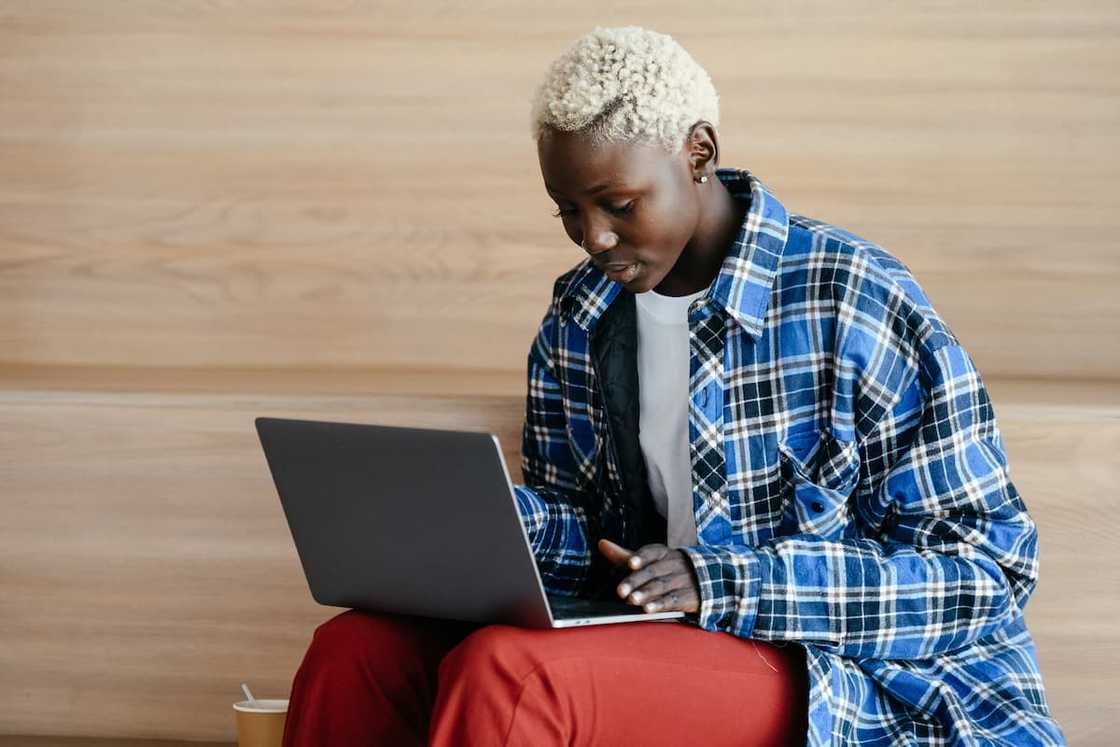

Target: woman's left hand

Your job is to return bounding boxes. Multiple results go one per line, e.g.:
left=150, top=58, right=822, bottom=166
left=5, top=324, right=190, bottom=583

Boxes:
left=598, top=538, right=701, bottom=613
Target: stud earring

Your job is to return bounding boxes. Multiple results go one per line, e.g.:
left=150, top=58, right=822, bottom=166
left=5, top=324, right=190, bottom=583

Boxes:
left=696, top=175, right=708, bottom=183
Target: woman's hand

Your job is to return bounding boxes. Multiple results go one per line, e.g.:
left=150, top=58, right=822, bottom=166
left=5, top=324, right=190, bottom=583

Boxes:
left=598, top=538, right=701, bottom=614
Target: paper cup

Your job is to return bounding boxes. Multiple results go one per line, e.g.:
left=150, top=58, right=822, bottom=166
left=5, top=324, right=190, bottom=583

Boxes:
left=233, top=698, right=288, bottom=747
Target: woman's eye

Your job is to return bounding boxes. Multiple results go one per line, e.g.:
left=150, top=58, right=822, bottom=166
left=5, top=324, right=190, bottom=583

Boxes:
left=551, top=201, right=634, bottom=219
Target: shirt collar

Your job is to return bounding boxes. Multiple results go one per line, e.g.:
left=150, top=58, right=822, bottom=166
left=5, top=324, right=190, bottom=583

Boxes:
left=558, top=167, right=789, bottom=339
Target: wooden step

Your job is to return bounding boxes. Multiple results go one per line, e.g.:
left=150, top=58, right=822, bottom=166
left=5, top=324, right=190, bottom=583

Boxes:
left=0, top=374, right=1115, bottom=744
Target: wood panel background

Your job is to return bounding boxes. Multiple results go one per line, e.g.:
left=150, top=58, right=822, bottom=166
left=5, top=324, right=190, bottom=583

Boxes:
left=2, top=383, right=1117, bottom=744
left=1, top=1, right=1117, bottom=743
left=1, top=1, right=1117, bottom=378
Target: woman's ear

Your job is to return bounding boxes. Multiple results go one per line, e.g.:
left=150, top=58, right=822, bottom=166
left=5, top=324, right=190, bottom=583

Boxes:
left=683, top=120, right=720, bottom=178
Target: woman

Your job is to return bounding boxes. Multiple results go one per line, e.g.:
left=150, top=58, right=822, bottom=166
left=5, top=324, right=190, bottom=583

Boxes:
left=282, top=26, right=1064, bottom=746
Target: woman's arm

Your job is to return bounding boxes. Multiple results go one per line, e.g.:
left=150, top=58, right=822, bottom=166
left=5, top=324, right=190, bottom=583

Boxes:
left=680, top=339, right=1039, bottom=660
left=512, top=305, right=596, bottom=597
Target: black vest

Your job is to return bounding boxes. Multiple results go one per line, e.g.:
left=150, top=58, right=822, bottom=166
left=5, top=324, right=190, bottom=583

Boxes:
left=584, top=289, right=667, bottom=600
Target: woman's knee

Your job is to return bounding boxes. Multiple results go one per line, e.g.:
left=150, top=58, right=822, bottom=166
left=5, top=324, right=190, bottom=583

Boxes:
left=430, top=625, right=556, bottom=744
left=308, top=609, right=478, bottom=677
left=301, top=609, right=419, bottom=676
left=437, top=624, right=542, bottom=685
left=311, top=608, right=396, bottom=650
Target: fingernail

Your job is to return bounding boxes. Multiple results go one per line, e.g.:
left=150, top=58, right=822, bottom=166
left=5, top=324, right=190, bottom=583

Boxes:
left=618, top=584, right=630, bottom=596
left=630, top=557, right=641, bottom=568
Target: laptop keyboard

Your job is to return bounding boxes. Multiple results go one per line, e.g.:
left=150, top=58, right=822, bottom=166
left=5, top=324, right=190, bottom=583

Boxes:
left=547, top=594, right=653, bottom=619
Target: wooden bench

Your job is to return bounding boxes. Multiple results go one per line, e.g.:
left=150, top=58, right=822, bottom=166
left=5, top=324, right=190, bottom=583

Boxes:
left=1, top=368, right=1115, bottom=744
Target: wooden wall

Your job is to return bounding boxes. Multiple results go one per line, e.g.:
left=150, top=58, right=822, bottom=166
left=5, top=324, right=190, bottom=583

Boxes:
left=2, top=1, right=1117, bottom=743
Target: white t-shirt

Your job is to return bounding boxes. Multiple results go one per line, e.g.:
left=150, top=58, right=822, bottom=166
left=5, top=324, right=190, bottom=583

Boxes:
left=634, top=281, right=712, bottom=548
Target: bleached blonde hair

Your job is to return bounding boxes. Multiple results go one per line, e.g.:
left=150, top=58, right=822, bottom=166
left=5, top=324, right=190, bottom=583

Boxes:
left=529, top=26, right=720, bottom=155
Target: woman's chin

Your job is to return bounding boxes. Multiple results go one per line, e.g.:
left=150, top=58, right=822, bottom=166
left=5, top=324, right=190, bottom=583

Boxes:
left=619, top=263, right=655, bottom=291
left=628, top=265, right=662, bottom=293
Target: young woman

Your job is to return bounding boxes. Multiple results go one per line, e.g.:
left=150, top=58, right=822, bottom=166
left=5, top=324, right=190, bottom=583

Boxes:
left=282, top=26, right=1064, bottom=746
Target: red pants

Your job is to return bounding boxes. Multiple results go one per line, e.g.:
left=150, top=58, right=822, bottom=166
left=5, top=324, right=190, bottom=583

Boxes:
left=282, top=608, right=808, bottom=746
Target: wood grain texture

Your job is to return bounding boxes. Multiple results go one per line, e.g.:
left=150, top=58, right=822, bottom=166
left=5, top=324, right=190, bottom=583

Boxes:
left=2, top=0, right=1118, bottom=743
left=1014, top=407, right=1120, bottom=747
left=0, top=363, right=527, bottom=398
left=0, top=383, right=1117, bottom=742
left=1, top=1, right=1117, bottom=378
left=0, top=389, right=525, bottom=740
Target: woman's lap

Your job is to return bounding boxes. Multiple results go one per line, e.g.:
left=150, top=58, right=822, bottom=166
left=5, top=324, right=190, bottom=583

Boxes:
left=283, top=608, right=807, bottom=747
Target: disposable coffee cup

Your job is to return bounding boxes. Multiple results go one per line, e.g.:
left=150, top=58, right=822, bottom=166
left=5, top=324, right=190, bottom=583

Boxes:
left=233, top=698, right=288, bottom=747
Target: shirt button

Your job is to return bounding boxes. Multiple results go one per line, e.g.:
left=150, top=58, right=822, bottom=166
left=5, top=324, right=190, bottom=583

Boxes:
left=810, top=501, right=825, bottom=513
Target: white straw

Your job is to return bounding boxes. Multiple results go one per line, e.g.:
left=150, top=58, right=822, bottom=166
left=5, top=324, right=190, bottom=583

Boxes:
left=240, top=682, right=258, bottom=706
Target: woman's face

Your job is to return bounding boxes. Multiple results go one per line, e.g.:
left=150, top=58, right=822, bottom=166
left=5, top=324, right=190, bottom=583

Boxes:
left=536, top=129, right=703, bottom=294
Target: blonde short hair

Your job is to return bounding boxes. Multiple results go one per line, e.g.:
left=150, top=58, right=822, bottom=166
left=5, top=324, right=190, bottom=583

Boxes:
left=529, top=25, right=720, bottom=155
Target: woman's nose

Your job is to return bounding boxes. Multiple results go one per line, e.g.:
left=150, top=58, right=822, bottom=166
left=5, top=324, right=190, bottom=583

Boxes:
left=580, top=218, right=618, bottom=255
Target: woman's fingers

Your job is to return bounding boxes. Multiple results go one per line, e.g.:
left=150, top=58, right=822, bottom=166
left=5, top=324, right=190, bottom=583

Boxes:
left=640, top=585, right=700, bottom=613
left=617, top=550, right=686, bottom=597
left=626, top=569, right=694, bottom=605
left=597, top=538, right=635, bottom=566
left=599, top=539, right=670, bottom=575
left=627, top=543, right=670, bottom=569
left=598, top=543, right=702, bottom=612
left=610, top=550, right=702, bottom=613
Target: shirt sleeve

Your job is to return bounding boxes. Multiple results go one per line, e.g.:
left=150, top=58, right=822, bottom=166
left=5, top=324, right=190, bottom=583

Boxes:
left=511, top=306, right=595, bottom=597
left=678, top=339, right=1040, bottom=660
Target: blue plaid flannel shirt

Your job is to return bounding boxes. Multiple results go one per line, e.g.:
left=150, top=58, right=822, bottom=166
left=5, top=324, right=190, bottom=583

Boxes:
left=512, top=168, right=1065, bottom=745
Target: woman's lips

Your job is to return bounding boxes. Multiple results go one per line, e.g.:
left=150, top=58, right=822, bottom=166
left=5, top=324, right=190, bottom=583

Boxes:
left=605, top=263, right=638, bottom=282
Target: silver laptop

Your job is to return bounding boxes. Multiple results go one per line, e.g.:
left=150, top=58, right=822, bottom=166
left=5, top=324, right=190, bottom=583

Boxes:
left=254, top=416, right=685, bottom=628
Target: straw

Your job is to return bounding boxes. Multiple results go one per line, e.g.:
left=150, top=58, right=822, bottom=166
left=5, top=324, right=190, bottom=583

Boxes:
left=240, top=682, right=258, bottom=707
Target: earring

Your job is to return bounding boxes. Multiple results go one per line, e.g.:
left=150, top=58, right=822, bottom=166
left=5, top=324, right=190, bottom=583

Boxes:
left=696, top=175, right=708, bottom=183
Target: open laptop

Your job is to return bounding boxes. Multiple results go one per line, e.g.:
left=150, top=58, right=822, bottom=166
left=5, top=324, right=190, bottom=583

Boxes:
left=254, top=416, right=685, bottom=628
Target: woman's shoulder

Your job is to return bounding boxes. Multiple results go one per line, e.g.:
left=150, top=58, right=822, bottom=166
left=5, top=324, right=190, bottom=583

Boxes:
left=783, top=212, right=957, bottom=351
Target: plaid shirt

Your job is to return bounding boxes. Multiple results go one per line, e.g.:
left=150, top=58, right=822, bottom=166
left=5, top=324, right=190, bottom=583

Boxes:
left=512, top=168, right=1065, bottom=745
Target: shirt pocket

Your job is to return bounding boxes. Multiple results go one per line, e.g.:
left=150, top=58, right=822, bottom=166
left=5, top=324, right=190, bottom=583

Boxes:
left=777, top=429, right=861, bottom=540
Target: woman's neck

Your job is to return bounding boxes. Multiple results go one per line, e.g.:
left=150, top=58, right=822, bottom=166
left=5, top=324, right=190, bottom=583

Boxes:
left=653, top=181, right=748, bottom=296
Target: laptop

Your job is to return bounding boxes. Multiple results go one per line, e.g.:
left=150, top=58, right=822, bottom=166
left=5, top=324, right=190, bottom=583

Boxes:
left=254, top=416, right=685, bottom=628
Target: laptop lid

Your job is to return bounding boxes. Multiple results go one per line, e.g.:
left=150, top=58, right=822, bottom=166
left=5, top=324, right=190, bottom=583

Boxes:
left=255, top=416, right=559, bottom=627
left=255, top=416, right=684, bottom=628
